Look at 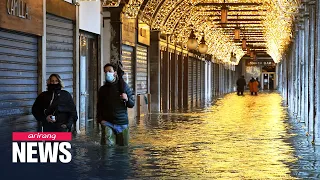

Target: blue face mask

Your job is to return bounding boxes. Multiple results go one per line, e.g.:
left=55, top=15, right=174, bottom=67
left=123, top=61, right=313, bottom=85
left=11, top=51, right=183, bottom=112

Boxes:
left=105, top=72, right=115, bottom=82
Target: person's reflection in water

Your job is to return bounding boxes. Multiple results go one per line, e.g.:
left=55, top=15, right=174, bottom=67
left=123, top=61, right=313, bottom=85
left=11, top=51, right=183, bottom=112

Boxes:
left=96, top=146, right=131, bottom=179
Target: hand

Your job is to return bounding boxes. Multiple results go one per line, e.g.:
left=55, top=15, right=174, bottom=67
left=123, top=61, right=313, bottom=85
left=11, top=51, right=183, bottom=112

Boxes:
left=46, top=115, right=53, bottom=123
left=61, top=124, right=67, bottom=129
left=101, top=120, right=107, bottom=125
left=120, top=93, right=128, bottom=101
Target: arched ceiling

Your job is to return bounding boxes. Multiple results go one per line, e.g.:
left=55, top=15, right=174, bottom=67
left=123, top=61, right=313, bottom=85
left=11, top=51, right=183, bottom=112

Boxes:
left=106, top=0, right=301, bottom=64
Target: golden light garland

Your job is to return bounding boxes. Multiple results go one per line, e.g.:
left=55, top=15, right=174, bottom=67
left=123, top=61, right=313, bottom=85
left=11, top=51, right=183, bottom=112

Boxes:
left=123, top=0, right=144, bottom=18
left=120, top=0, right=300, bottom=64
left=101, top=0, right=121, bottom=7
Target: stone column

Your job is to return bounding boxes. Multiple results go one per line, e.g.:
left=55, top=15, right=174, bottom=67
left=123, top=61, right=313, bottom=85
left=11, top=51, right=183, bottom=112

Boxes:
left=221, top=64, right=224, bottom=94
left=109, top=8, right=122, bottom=65
left=283, top=56, right=287, bottom=104
left=308, top=0, right=316, bottom=138
left=178, top=52, right=183, bottom=109
left=294, top=26, right=299, bottom=118
left=291, top=35, right=297, bottom=115
left=314, top=0, right=320, bottom=145
left=162, top=46, right=170, bottom=112
left=149, top=31, right=161, bottom=112
left=183, top=55, right=189, bottom=109
left=278, top=62, right=281, bottom=92
left=304, top=4, right=310, bottom=127
left=171, top=47, right=178, bottom=110
left=298, top=16, right=305, bottom=122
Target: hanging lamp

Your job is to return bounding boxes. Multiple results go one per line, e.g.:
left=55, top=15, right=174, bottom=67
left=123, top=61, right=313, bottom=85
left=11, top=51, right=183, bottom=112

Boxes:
left=221, top=0, right=228, bottom=24
left=187, top=29, right=198, bottom=50
left=198, top=35, right=208, bottom=54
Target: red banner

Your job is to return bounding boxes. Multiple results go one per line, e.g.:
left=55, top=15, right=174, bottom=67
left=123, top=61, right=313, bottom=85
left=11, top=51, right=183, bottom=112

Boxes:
left=12, top=132, right=72, bottom=141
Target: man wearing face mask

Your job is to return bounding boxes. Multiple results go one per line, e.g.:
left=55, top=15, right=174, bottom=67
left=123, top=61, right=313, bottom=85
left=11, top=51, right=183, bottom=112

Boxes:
left=32, top=74, right=78, bottom=132
left=97, top=63, right=135, bottom=146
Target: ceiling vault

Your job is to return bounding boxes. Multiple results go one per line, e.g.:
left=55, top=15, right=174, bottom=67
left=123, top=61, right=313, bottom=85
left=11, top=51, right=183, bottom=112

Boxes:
left=119, top=0, right=301, bottom=64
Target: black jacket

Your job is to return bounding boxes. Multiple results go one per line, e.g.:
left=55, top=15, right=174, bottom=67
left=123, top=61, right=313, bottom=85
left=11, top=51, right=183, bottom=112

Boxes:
left=236, top=78, right=246, bottom=88
left=32, top=90, right=78, bottom=130
left=97, top=79, right=135, bottom=125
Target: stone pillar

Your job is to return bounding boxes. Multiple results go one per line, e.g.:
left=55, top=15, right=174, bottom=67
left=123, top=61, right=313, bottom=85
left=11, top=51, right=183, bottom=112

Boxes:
left=291, top=35, right=297, bottom=115
left=218, top=64, right=221, bottom=95
left=229, top=68, right=232, bottom=93
left=314, top=0, right=320, bottom=145
left=149, top=31, right=161, bottom=112
left=109, top=8, right=122, bottom=65
left=171, top=48, right=178, bottom=110
left=221, top=65, right=223, bottom=94
left=309, top=0, right=316, bottom=138
left=278, top=62, right=282, bottom=92
left=298, top=17, right=305, bottom=121
left=162, top=42, right=170, bottom=112
left=178, top=53, right=183, bottom=109
left=304, top=4, right=310, bottom=127
left=283, top=57, right=287, bottom=104
left=294, top=25, right=300, bottom=118
left=183, top=55, right=189, bottom=109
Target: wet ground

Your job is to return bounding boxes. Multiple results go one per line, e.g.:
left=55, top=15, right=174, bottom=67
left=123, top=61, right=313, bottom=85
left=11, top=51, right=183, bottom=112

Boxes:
left=2, top=92, right=320, bottom=180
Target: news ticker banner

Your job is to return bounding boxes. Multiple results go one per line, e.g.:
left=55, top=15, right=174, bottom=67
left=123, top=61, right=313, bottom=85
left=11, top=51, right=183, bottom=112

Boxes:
left=12, top=132, right=72, bottom=163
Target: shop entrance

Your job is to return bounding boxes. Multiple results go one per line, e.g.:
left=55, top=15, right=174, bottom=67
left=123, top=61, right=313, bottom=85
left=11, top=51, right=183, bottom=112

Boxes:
left=79, top=31, right=98, bottom=132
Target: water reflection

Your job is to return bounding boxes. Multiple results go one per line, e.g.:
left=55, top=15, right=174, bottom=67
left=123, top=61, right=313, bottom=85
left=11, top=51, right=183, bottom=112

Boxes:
left=125, top=93, right=297, bottom=179
left=67, top=92, right=320, bottom=179
left=4, top=92, right=319, bottom=180
left=65, top=93, right=319, bottom=179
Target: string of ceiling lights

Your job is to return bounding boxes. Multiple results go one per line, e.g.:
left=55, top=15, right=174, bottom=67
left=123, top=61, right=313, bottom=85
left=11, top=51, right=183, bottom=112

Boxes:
left=104, top=0, right=300, bottom=64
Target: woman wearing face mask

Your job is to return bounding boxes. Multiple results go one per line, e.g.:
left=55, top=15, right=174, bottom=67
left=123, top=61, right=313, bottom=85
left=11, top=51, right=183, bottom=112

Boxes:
left=32, top=74, right=78, bottom=132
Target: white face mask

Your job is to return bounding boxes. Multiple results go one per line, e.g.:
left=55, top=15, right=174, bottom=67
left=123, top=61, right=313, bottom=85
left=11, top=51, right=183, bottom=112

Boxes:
left=105, top=72, right=115, bottom=82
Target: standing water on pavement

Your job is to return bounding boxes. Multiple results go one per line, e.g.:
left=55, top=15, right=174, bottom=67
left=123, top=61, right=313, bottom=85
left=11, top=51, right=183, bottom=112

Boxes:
left=2, top=92, right=320, bottom=180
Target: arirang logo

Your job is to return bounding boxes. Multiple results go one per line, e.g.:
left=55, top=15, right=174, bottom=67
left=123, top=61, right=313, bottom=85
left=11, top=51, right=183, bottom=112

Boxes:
left=12, top=132, right=72, bottom=163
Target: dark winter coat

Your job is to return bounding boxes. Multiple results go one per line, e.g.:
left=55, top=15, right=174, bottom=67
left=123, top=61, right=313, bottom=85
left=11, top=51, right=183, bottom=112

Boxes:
left=236, top=77, right=246, bottom=91
left=97, top=79, right=135, bottom=125
left=32, top=89, right=78, bottom=131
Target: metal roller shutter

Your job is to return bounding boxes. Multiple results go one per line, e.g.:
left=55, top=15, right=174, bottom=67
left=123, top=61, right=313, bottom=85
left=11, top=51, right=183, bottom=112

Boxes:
left=0, top=28, right=38, bottom=138
left=188, top=58, right=192, bottom=104
left=136, top=45, right=148, bottom=95
left=122, top=45, right=134, bottom=91
left=46, top=14, right=74, bottom=95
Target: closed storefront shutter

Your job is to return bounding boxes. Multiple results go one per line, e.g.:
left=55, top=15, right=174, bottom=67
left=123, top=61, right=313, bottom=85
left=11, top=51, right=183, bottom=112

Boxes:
left=188, top=58, right=192, bottom=104
left=122, top=45, right=135, bottom=91
left=0, top=28, right=38, bottom=137
left=46, top=14, right=74, bottom=95
left=136, top=45, right=148, bottom=95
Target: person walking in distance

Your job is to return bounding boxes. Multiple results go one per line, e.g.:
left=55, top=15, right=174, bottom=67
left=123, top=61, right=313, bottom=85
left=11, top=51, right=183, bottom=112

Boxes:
left=248, top=77, right=259, bottom=95
left=236, top=75, right=246, bottom=96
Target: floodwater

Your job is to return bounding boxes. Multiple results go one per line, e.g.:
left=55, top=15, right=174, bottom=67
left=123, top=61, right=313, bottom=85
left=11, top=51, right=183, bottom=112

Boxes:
left=2, top=92, right=320, bottom=180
